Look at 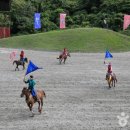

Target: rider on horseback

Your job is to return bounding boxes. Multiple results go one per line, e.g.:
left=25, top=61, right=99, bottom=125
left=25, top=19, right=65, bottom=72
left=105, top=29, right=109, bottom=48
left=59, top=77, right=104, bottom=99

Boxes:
left=105, top=62, right=113, bottom=80
left=63, top=48, right=68, bottom=56
left=20, top=50, right=24, bottom=62
left=60, top=48, right=68, bottom=57
left=24, top=75, right=38, bottom=101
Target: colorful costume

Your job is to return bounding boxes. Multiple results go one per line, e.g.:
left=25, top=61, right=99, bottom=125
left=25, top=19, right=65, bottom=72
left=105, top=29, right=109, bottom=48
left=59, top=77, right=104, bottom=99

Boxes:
left=106, top=62, right=113, bottom=79
left=20, top=50, right=24, bottom=62
left=24, top=75, right=37, bottom=98
left=60, top=48, right=68, bottom=57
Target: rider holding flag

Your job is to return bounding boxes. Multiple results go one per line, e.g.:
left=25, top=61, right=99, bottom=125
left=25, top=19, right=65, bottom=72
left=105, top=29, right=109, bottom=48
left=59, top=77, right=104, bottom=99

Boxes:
left=104, top=61, right=113, bottom=80
left=24, top=75, right=38, bottom=101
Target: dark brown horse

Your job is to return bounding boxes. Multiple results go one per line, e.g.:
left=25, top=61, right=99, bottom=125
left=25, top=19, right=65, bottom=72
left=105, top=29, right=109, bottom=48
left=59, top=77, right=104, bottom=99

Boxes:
left=106, top=73, right=117, bottom=88
left=57, top=53, right=71, bottom=64
left=20, top=87, right=46, bottom=116
left=13, top=57, right=28, bottom=71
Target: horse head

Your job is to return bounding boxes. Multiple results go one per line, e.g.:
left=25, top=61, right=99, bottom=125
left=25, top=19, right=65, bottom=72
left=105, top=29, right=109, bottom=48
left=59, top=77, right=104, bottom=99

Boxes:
left=67, top=53, right=71, bottom=57
left=24, top=57, right=28, bottom=63
left=21, top=87, right=29, bottom=97
left=106, top=74, right=112, bottom=88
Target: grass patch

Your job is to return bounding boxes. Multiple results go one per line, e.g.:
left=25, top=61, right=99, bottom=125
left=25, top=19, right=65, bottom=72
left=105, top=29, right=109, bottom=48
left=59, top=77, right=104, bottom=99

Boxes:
left=0, top=28, right=130, bottom=52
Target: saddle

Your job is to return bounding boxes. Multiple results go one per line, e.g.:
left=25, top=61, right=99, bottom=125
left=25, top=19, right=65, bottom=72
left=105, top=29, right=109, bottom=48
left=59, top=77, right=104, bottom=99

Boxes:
left=28, top=89, right=38, bottom=101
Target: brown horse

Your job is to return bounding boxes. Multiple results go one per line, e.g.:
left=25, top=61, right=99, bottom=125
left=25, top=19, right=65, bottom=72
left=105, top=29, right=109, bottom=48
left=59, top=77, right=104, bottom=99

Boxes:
left=57, top=53, right=71, bottom=64
left=20, top=87, right=46, bottom=116
left=106, top=73, right=117, bottom=88
left=13, top=57, right=28, bottom=71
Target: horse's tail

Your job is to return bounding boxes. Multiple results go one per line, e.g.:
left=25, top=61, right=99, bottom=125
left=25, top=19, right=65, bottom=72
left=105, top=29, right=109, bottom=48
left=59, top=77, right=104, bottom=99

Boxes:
left=42, top=90, right=46, bottom=98
left=13, top=61, right=16, bottom=65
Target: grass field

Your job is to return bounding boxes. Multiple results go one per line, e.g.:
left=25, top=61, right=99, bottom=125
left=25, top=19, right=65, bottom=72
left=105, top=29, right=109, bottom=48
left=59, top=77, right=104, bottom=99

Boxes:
left=0, top=28, right=130, bottom=52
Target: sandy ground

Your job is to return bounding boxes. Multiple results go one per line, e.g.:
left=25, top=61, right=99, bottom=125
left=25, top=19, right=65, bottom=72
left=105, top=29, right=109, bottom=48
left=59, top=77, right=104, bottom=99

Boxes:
left=0, top=48, right=129, bottom=130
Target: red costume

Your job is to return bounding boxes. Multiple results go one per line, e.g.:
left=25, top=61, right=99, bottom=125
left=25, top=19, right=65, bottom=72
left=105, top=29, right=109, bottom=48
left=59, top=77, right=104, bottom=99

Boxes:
left=107, top=63, right=112, bottom=73
left=62, top=48, right=68, bottom=56
left=20, top=50, right=24, bottom=61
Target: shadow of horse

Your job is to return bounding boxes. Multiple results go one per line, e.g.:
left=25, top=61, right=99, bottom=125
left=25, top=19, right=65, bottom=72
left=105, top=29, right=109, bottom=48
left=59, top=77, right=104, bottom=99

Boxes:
left=106, top=73, right=117, bottom=88
left=57, top=53, right=71, bottom=64
left=13, top=57, right=28, bottom=71
left=20, top=87, right=46, bottom=117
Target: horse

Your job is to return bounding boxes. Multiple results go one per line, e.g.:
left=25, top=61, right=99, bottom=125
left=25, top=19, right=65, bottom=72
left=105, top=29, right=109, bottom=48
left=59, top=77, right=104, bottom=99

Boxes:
left=57, top=53, right=71, bottom=64
left=20, top=87, right=46, bottom=116
left=106, top=73, right=117, bottom=88
left=13, top=57, right=28, bottom=71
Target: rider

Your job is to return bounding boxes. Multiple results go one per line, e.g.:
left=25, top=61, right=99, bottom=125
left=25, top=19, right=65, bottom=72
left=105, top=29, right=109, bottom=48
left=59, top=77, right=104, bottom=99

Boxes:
left=24, top=75, right=38, bottom=101
left=20, top=50, right=24, bottom=62
left=60, top=48, right=68, bottom=57
left=105, top=62, right=113, bottom=80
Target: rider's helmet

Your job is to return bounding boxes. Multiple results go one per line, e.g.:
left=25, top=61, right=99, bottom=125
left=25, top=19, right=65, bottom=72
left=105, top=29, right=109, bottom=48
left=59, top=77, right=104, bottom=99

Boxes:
left=21, top=50, right=24, bottom=53
left=30, top=75, right=33, bottom=79
left=109, top=62, right=111, bottom=65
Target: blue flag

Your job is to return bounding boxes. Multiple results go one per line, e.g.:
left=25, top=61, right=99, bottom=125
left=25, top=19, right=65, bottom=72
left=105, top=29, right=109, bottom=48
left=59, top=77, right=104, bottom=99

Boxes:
left=25, top=60, right=42, bottom=75
left=34, top=13, right=41, bottom=29
left=105, top=50, right=113, bottom=58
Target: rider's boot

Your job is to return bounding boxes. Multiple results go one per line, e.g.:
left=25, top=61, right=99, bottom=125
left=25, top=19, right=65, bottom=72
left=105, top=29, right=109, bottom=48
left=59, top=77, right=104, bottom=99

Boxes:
left=33, top=96, right=37, bottom=101
left=33, top=96, right=40, bottom=102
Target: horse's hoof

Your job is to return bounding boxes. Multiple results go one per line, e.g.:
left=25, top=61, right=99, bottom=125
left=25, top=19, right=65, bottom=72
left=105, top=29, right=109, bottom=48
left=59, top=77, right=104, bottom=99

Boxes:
left=38, top=109, right=42, bottom=113
left=31, top=111, right=35, bottom=117
left=31, top=114, right=34, bottom=117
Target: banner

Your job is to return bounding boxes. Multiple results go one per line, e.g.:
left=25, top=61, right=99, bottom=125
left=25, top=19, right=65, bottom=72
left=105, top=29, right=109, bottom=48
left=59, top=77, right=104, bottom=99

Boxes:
left=10, top=51, right=17, bottom=61
left=105, top=50, right=113, bottom=59
left=60, top=13, right=66, bottom=29
left=34, top=13, right=41, bottom=29
left=123, top=15, right=130, bottom=30
left=25, top=60, right=42, bottom=75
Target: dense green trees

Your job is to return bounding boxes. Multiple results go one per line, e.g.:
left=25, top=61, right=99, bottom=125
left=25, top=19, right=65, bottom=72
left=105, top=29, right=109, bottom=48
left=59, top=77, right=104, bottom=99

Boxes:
left=0, top=0, right=130, bottom=35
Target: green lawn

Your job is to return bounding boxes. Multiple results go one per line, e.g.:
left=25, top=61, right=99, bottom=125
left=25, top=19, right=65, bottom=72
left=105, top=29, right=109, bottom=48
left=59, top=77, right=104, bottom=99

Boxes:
left=0, top=28, right=130, bottom=52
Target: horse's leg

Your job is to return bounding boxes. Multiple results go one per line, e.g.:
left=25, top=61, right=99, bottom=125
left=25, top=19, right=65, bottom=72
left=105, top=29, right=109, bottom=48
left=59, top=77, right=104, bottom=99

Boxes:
left=108, top=80, right=111, bottom=88
left=63, top=58, right=66, bottom=64
left=30, top=103, right=34, bottom=117
left=114, top=79, right=115, bottom=87
left=15, top=65, right=18, bottom=71
left=59, top=58, right=62, bottom=64
left=40, top=98, right=43, bottom=113
left=15, top=64, right=17, bottom=71
left=41, top=98, right=43, bottom=106
left=17, top=65, right=19, bottom=71
left=109, top=83, right=111, bottom=88
left=38, top=100, right=42, bottom=113
left=28, top=103, right=34, bottom=116
left=111, top=79, right=113, bottom=87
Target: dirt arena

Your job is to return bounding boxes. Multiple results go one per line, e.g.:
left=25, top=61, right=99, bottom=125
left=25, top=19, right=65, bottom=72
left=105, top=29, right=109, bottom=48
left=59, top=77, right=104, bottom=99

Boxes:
left=0, top=48, right=129, bottom=130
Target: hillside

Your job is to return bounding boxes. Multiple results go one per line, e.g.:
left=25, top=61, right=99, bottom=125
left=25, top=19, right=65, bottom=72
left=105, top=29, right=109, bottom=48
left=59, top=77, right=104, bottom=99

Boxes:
left=0, top=28, right=130, bottom=52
